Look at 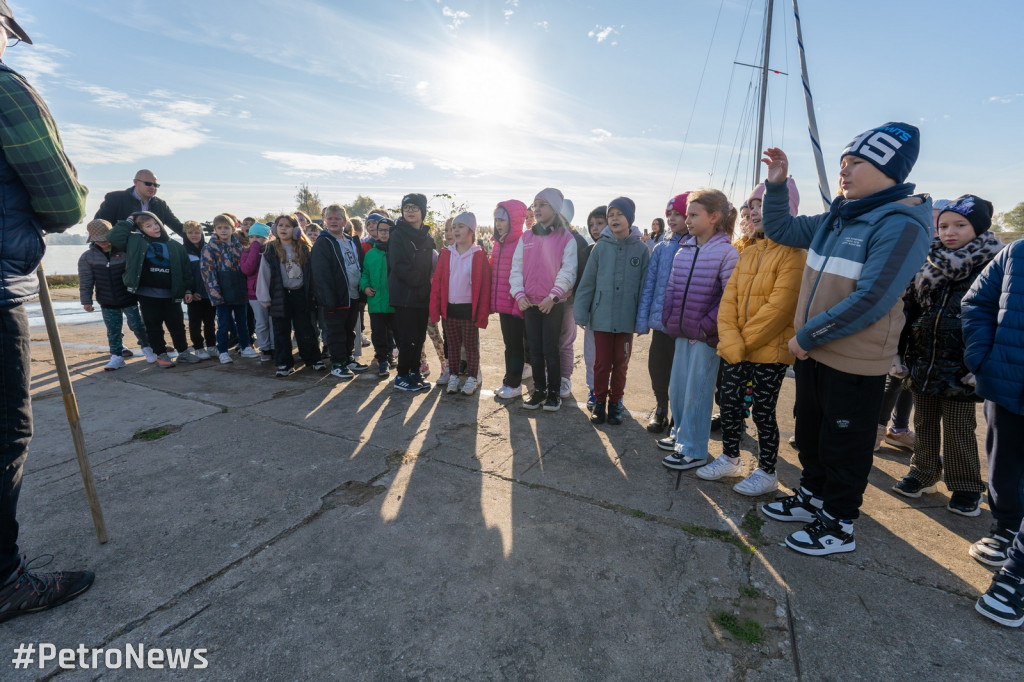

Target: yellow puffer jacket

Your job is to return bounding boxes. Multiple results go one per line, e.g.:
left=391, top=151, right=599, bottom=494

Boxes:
left=718, top=236, right=806, bottom=366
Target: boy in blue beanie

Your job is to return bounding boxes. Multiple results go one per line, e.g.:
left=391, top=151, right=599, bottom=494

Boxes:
left=758, top=122, right=932, bottom=556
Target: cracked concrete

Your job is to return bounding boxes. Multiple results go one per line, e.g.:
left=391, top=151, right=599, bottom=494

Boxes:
left=3, top=291, right=1019, bottom=680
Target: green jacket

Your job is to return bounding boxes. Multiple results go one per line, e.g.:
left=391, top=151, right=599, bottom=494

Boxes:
left=573, top=226, right=650, bottom=333
left=108, top=219, right=193, bottom=301
left=359, top=244, right=394, bottom=313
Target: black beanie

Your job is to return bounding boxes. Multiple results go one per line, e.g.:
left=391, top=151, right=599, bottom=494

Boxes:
left=401, top=193, right=428, bottom=219
left=939, top=194, right=994, bottom=236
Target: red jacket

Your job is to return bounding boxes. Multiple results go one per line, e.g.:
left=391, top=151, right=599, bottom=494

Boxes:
left=429, top=246, right=492, bottom=329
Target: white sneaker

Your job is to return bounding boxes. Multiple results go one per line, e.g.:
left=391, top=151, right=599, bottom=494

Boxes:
left=103, top=354, right=125, bottom=371
left=240, top=346, right=260, bottom=359
left=521, top=364, right=532, bottom=380
left=495, top=384, right=523, bottom=399
left=559, top=377, right=572, bottom=398
left=437, top=361, right=451, bottom=386
left=446, top=376, right=460, bottom=394
left=219, top=352, right=233, bottom=364
left=461, top=375, right=478, bottom=395
left=195, top=348, right=211, bottom=360
left=695, top=455, right=743, bottom=480
left=142, top=347, right=158, bottom=363
left=733, top=468, right=779, bottom=496
left=361, top=334, right=371, bottom=347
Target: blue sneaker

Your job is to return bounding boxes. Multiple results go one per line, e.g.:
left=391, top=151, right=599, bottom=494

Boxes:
left=377, top=360, right=389, bottom=377
left=586, top=389, right=596, bottom=412
left=394, top=374, right=415, bottom=391
left=407, top=372, right=431, bottom=392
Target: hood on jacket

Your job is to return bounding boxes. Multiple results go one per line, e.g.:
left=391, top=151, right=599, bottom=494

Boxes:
left=599, top=224, right=642, bottom=243
left=494, top=199, right=527, bottom=244
left=183, top=235, right=206, bottom=257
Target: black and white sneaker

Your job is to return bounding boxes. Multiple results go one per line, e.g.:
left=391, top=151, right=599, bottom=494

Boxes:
left=970, top=523, right=1016, bottom=567
left=348, top=359, right=370, bottom=374
left=543, top=394, right=561, bottom=412
left=761, top=488, right=822, bottom=523
left=976, top=569, right=1024, bottom=627
left=948, top=491, right=982, bottom=517
left=275, top=366, right=294, bottom=377
left=785, top=510, right=856, bottom=556
left=522, top=390, right=546, bottom=410
left=657, top=436, right=676, bottom=452
left=661, top=452, right=706, bottom=471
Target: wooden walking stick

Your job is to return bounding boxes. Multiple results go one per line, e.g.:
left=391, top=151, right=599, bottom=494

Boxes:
left=35, top=264, right=108, bottom=543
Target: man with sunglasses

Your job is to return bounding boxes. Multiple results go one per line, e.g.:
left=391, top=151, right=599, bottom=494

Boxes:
left=94, top=169, right=185, bottom=237
left=0, top=0, right=95, bottom=623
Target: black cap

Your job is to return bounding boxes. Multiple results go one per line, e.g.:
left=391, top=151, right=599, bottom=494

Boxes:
left=0, top=1, right=32, bottom=45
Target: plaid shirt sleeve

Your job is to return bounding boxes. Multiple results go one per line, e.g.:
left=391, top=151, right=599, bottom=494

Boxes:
left=0, top=67, right=87, bottom=231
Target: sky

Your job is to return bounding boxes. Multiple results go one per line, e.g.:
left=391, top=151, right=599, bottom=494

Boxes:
left=7, top=0, right=1024, bottom=233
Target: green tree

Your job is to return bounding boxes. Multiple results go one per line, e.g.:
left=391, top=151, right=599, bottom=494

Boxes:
left=995, top=201, right=1024, bottom=232
left=261, top=211, right=279, bottom=224
left=295, top=183, right=322, bottom=218
left=343, top=194, right=377, bottom=219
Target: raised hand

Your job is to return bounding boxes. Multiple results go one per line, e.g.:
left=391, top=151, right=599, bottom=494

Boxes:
left=761, top=147, right=789, bottom=184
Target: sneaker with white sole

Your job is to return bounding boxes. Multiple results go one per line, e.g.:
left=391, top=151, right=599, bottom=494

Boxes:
left=275, top=366, right=294, bottom=377
left=891, top=476, right=938, bottom=499
left=733, top=468, right=779, bottom=496
left=313, top=360, right=327, bottom=371
left=103, top=355, right=126, bottom=371
left=167, top=349, right=179, bottom=360
left=331, top=364, right=354, bottom=380
left=495, top=384, right=522, bottom=399
left=543, top=393, right=561, bottom=411
left=522, top=390, right=546, bottom=410
left=240, top=346, right=260, bottom=359
left=559, top=377, right=572, bottom=398
left=662, top=452, right=706, bottom=471
left=155, top=353, right=175, bottom=368
left=785, top=510, right=856, bottom=556
left=377, top=360, right=389, bottom=377
left=948, top=491, right=982, bottom=517
left=348, top=359, right=370, bottom=374
left=761, top=488, right=822, bottom=523
left=446, top=376, right=460, bottom=394
left=361, top=334, right=371, bottom=347
left=521, top=364, right=532, bottom=380
left=695, top=455, right=743, bottom=480
left=461, top=376, right=478, bottom=395
left=884, top=428, right=915, bottom=452
left=976, top=569, right=1024, bottom=627
left=970, top=523, right=1016, bottom=568
left=219, top=352, right=233, bottom=364
left=176, top=350, right=201, bottom=364
left=656, top=435, right=676, bottom=452
left=142, top=347, right=158, bottom=363
left=121, top=348, right=135, bottom=358
left=195, top=348, right=211, bottom=360
left=437, top=361, right=451, bottom=386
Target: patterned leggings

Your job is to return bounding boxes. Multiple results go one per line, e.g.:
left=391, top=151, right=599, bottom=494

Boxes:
left=442, top=317, right=480, bottom=376
left=909, top=392, right=984, bottom=493
left=719, top=361, right=788, bottom=473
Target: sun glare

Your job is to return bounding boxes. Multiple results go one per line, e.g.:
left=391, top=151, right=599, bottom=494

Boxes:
left=434, top=45, right=531, bottom=128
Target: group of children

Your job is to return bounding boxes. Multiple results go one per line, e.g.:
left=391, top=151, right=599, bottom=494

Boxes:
left=78, top=119, right=1024, bottom=628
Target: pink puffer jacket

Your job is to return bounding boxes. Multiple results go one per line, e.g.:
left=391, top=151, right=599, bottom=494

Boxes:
left=489, top=199, right=527, bottom=317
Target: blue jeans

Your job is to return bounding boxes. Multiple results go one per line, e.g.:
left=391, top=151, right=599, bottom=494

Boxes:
left=668, top=338, right=720, bottom=459
left=0, top=304, right=30, bottom=579
left=216, top=304, right=250, bottom=354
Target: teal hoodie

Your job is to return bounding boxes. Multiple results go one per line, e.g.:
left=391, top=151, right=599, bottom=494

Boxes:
left=572, top=225, right=650, bottom=333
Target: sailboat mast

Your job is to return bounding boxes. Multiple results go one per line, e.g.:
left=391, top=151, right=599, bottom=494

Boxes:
left=793, top=0, right=832, bottom=208
left=753, top=0, right=774, bottom=186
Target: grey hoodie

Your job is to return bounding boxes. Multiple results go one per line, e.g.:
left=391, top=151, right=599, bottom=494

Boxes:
left=572, top=225, right=650, bottom=333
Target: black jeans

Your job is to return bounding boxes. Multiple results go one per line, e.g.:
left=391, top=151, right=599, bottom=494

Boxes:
left=524, top=303, right=564, bottom=395
left=647, top=329, right=674, bottom=407
left=393, top=306, right=429, bottom=377
left=984, top=400, right=1024, bottom=577
left=0, top=304, right=30, bottom=579
left=498, top=312, right=526, bottom=388
left=273, top=291, right=321, bottom=369
left=137, top=295, right=188, bottom=355
left=186, top=297, right=216, bottom=350
left=793, top=358, right=886, bottom=520
left=369, top=312, right=397, bottom=362
left=322, top=300, right=364, bottom=366
left=878, top=374, right=913, bottom=430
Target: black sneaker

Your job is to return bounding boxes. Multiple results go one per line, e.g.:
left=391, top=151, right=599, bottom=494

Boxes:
left=275, top=365, right=294, bottom=377
left=949, top=491, right=982, bottom=517
left=661, top=452, right=706, bottom=470
left=347, top=358, right=370, bottom=374
left=543, top=393, right=561, bottom=412
left=647, top=404, right=668, bottom=433
left=976, top=569, right=1024, bottom=627
left=970, top=523, right=1017, bottom=567
left=892, top=476, right=938, bottom=499
left=406, top=372, right=431, bottom=392
left=607, top=401, right=625, bottom=426
left=0, top=556, right=94, bottom=624
left=330, top=363, right=354, bottom=380
left=710, top=413, right=722, bottom=432
left=522, top=390, right=546, bottom=410
left=312, top=360, right=327, bottom=371
left=785, top=510, right=856, bottom=556
left=590, top=401, right=607, bottom=424
left=761, top=488, right=822, bottom=523
left=657, top=436, right=676, bottom=452
left=377, top=360, right=389, bottom=377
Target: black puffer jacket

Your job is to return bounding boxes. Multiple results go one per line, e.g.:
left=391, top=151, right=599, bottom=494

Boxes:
left=262, top=247, right=314, bottom=318
left=903, top=265, right=985, bottom=401
left=77, top=243, right=134, bottom=308
left=387, top=219, right=434, bottom=308
left=310, top=230, right=364, bottom=311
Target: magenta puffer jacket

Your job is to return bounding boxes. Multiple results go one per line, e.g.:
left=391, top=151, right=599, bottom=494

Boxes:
left=661, top=232, right=738, bottom=347
left=239, top=241, right=263, bottom=300
left=490, top=199, right=528, bottom=317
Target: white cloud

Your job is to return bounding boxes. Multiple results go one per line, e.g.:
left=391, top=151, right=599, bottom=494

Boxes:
left=73, top=84, right=138, bottom=110
left=590, top=128, right=612, bottom=141
left=503, top=9, right=514, bottom=20
left=504, top=0, right=517, bottom=20
left=987, top=93, right=1023, bottom=104
left=9, top=45, right=67, bottom=84
left=588, top=25, right=618, bottom=43
left=536, top=20, right=549, bottom=31
left=442, top=7, right=469, bottom=30
left=262, top=152, right=414, bottom=176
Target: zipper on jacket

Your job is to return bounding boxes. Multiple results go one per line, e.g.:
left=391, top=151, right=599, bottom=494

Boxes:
left=921, top=288, right=951, bottom=393
left=743, top=240, right=769, bottom=323
left=803, top=221, right=844, bottom=325
left=676, top=245, right=700, bottom=335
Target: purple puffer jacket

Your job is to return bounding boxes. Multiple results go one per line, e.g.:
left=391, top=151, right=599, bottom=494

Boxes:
left=490, top=199, right=528, bottom=317
left=661, top=232, right=738, bottom=346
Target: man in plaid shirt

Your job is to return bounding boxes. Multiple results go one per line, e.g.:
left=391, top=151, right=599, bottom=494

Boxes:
left=0, top=1, right=96, bottom=624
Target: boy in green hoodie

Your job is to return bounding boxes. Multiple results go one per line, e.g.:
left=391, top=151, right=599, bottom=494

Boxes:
left=360, top=217, right=397, bottom=377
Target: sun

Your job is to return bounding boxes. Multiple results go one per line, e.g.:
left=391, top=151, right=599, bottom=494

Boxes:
left=433, top=44, right=531, bottom=128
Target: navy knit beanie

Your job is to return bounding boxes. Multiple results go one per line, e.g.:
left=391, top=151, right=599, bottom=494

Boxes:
left=939, top=194, right=994, bottom=236
left=607, top=197, right=636, bottom=226
left=841, top=122, right=920, bottom=184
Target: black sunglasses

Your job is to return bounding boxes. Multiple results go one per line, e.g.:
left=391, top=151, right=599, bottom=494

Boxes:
left=137, top=180, right=160, bottom=188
